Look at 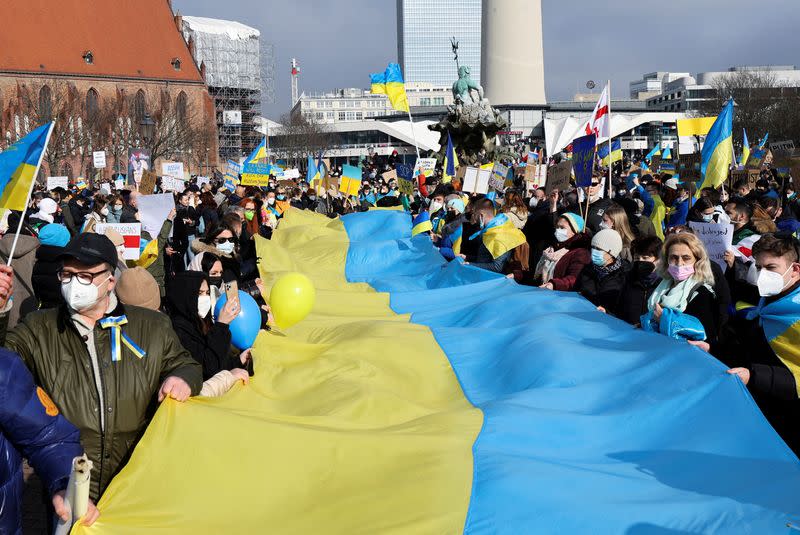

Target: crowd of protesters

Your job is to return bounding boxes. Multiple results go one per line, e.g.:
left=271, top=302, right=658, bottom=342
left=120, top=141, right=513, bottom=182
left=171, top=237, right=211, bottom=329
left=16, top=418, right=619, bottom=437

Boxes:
left=1, top=145, right=800, bottom=532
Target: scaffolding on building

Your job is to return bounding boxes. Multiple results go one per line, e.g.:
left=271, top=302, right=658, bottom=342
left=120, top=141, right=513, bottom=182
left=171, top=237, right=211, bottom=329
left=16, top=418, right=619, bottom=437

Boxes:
left=181, top=15, right=274, bottom=163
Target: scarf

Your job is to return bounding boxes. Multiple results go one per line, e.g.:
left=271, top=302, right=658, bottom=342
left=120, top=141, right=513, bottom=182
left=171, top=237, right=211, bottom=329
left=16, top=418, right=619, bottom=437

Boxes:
left=32, top=211, right=54, bottom=223
left=647, top=276, right=709, bottom=313
left=593, top=257, right=624, bottom=279
left=534, top=246, right=569, bottom=283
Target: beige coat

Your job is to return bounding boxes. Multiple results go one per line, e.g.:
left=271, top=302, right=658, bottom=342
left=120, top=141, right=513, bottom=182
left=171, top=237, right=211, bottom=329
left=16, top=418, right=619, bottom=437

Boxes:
left=0, top=234, right=40, bottom=328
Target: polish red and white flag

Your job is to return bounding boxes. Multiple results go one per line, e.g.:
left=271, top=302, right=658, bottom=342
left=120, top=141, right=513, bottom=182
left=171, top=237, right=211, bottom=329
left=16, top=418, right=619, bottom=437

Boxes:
left=584, top=83, right=610, bottom=140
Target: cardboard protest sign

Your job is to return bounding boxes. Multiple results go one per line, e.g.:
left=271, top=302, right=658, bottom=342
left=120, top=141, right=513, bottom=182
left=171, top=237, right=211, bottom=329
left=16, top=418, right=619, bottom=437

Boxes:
left=382, top=169, right=397, bottom=182
left=650, top=155, right=662, bottom=172
left=678, top=153, right=702, bottom=183
left=240, top=174, right=270, bottom=186
left=196, top=176, right=211, bottom=189
left=688, top=222, right=734, bottom=270
left=137, top=193, right=175, bottom=239
left=138, top=170, right=158, bottom=195
left=93, top=151, right=106, bottom=169
left=489, top=163, right=509, bottom=191
left=524, top=164, right=547, bottom=189
left=546, top=161, right=573, bottom=196
left=95, top=223, right=142, bottom=260
left=46, top=176, right=68, bottom=191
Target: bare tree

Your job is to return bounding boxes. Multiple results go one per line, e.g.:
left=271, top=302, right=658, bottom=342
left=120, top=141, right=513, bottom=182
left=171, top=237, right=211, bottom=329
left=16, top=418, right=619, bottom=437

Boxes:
left=698, top=70, right=800, bottom=147
left=270, top=113, right=331, bottom=167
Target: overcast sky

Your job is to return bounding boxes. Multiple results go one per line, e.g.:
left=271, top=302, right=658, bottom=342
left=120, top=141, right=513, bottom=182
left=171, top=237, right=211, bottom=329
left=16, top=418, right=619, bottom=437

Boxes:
left=174, top=0, right=800, bottom=120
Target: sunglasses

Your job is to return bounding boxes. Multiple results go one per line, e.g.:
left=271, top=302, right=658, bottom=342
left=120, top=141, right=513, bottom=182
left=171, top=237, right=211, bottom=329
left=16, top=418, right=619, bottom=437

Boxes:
left=215, top=237, right=235, bottom=244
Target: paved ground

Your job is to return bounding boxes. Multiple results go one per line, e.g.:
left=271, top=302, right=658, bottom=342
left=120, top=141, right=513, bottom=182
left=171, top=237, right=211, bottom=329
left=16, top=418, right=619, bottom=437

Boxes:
left=22, top=460, right=49, bottom=535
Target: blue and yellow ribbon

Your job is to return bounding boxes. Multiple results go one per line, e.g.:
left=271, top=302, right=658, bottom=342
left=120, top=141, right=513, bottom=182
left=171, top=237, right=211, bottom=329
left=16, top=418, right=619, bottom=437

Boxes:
left=99, top=315, right=147, bottom=361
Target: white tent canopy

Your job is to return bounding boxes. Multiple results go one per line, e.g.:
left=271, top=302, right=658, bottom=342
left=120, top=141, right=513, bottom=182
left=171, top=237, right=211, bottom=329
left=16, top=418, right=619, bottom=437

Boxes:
left=545, top=112, right=687, bottom=155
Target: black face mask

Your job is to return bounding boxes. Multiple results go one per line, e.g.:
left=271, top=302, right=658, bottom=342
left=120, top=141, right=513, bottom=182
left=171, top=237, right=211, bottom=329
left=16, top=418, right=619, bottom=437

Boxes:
left=632, top=261, right=656, bottom=279
left=208, top=276, right=223, bottom=288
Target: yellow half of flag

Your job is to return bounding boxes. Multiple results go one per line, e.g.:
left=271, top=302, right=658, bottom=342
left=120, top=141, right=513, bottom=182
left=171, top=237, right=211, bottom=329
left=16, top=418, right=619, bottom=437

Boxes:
left=676, top=117, right=717, bottom=137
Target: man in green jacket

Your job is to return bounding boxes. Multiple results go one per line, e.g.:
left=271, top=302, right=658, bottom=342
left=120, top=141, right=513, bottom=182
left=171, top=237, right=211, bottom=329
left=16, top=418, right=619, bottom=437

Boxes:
left=0, top=232, right=203, bottom=500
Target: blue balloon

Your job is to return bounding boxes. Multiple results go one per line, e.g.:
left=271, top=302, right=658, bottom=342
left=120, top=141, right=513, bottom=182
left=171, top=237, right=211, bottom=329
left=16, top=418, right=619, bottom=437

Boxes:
left=213, top=290, right=262, bottom=350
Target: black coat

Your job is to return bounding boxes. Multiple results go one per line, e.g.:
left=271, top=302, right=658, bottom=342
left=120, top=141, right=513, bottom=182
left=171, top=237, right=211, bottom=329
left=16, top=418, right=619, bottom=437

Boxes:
left=576, top=261, right=631, bottom=311
left=613, top=261, right=661, bottom=325
left=31, top=245, right=64, bottom=310
left=522, top=204, right=555, bottom=269
left=585, top=198, right=614, bottom=235
left=120, top=205, right=138, bottom=224
left=712, top=281, right=800, bottom=455
left=166, top=272, right=240, bottom=381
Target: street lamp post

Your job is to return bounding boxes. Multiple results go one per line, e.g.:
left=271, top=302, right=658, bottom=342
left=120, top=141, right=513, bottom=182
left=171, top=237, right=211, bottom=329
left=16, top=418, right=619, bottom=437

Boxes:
left=139, top=113, right=155, bottom=147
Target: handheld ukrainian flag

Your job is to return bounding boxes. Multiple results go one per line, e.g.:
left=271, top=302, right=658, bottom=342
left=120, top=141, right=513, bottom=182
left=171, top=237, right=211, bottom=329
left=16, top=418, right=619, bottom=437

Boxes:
left=411, top=211, right=433, bottom=236
left=443, top=132, right=459, bottom=184
left=699, top=98, right=734, bottom=191
left=739, top=129, right=750, bottom=167
left=248, top=138, right=268, bottom=164
left=339, top=164, right=362, bottom=197
left=383, top=63, right=410, bottom=113
left=645, top=142, right=661, bottom=161
left=369, top=73, right=386, bottom=95
left=306, top=155, right=320, bottom=183
left=661, top=146, right=672, bottom=160
left=598, top=139, right=622, bottom=167
left=0, top=122, right=53, bottom=212
left=758, top=132, right=769, bottom=150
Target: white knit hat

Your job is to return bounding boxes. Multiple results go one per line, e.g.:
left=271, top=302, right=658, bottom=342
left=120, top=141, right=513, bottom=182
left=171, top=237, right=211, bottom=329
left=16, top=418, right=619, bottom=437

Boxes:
left=592, top=229, right=623, bottom=258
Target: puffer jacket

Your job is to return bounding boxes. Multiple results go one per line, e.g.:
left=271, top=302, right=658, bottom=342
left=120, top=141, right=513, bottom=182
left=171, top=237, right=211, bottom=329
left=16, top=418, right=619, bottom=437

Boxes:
left=1, top=349, right=82, bottom=535
left=0, top=300, right=203, bottom=500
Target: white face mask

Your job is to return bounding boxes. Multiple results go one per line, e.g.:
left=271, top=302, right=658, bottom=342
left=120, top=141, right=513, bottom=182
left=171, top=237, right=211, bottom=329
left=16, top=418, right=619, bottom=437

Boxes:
left=756, top=265, right=794, bottom=297
left=430, top=201, right=443, bottom=212
left=197, top=295, right=212, bottom=318
left=554, top=228, right=570, bottom=243
left=216, top=241, right=235, bottom=254
left=267, top=198, right=275, bottom=206
left=529, top=197, right=539, bottom=208
left=100, top=207, right=109, bottom=216
left=61, top=275, right=110, bottom=312
left=599, top=221, right=611, bottom=230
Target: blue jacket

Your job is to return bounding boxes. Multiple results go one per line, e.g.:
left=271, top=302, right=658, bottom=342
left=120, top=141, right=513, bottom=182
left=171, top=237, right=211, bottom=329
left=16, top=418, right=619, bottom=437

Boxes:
left=0, top=349, right=82, bottom=535
left=667, top=197, right=689, bottom=227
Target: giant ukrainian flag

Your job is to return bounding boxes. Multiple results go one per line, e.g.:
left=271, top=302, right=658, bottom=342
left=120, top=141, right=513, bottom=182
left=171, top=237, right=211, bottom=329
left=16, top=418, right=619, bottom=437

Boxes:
left=0, top=122, right=53, bottom=211
left=76, top=209, right=800, bottom=534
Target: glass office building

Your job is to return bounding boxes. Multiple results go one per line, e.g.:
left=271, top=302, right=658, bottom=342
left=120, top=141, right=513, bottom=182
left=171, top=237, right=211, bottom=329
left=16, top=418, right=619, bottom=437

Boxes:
left=397, top=0, right=481, bottom=86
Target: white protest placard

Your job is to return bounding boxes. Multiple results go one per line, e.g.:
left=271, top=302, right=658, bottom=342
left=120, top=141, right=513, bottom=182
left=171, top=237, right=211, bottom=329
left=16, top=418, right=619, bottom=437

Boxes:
left=95, top=223, right=142, bottom=260
left=524, top=164, right=547, bottom=190
left=196, top=176, right=211, bottom=188
left=462, top=167, right=479, bottom=193
left=414, top=157, right=437, bottom=179
left=46, top=176, right=68, bottom=191
left=93, top=151, right=107, bottom=169
left=161, top=161, right=185, bottom=179
left=283, top=168, right=301, bottom=179
left=475, top=167, right=491, bottom=194
left=688, top=222, right=734, bottom=270
left=161, top=175, right=185, bottom=192
left=99, top=183, right=112, bottom=195
left=137, top=193, right=175, bottom=239
left=114, top=178, right=125, bottom=190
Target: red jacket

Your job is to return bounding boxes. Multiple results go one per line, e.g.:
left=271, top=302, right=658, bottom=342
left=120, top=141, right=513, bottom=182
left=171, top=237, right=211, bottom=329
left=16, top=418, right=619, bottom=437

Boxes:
left=550, top=233, right=591, bottom=291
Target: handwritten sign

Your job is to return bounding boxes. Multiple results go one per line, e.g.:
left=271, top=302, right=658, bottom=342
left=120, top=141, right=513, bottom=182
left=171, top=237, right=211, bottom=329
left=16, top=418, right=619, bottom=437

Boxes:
left=161, top=162, right=185, bottom=179
left=688, top=222, right=734, bottom=270
left=490, top=162, right=509, bottom=191
left=571, top=134, right=596, bottom=188
left=92, top=151, right=106, bottom=169
left=382, top=169, right=397, bottom=182
left=138, top=170, right=158, bottom=195
left=46, top=176, right=68, bottom=191
left=524, top=164, right=547, bottom=189
left=546, top=161, right=573, bottom=196
left=395, top=163, right=415, bottom=195
left=770, top=140, right=795, bottom=153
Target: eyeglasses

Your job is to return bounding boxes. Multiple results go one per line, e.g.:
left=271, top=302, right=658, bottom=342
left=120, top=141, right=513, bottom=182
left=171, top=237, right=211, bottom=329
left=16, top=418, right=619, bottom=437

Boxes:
left=215, top=237, right=235, bottom=244
left=57, top=269, right=110, bottom=286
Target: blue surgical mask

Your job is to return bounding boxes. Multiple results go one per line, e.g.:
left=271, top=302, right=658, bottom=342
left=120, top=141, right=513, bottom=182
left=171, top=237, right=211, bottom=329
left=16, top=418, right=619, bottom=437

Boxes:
left=701, top=213, right=714, bottom=222
left=277, top=194, right=286, bottom=201
left=591, top=249, right=607, bottom=266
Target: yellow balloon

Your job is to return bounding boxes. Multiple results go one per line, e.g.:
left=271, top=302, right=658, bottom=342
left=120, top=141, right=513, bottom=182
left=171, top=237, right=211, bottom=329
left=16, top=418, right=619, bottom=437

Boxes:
left=269, top=272, right=316, bottom=329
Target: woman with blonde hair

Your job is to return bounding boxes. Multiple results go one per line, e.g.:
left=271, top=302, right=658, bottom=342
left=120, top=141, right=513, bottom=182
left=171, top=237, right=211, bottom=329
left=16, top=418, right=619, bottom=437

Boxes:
left=600, top=203, right=635, bottom=262
left=641, top=232, right=720, bottom=342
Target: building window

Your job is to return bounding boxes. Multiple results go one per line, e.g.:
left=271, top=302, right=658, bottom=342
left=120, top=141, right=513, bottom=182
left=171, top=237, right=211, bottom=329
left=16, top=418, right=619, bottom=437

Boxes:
left=433, top=97, right=444, bottom=105
left=315, top=112, right=324, bottom=120
left=326, top=112, right=334, bottom=119
left=86, top=88, right=99, bottom=120
left=338, top=111, right=346, bottom=121
left=134, top=90, right=146, bottom=122
left=420, top=97, right=431, bottom=106
left=39, top=85, right=52, bottom=121
left=177, top=91, right=188, bottom=123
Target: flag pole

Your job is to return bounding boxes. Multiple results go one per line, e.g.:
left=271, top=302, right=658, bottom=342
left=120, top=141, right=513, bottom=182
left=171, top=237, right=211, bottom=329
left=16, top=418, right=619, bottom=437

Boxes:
left=8, top=122, right=54, bottom=267
left=406, top=106, right=421, bottom=162
left=607, top=79, right=612, bottom=200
